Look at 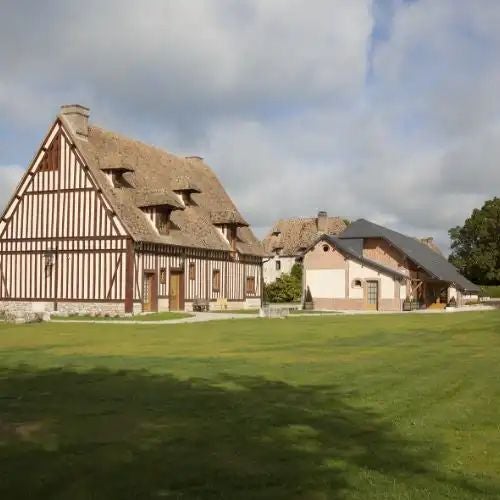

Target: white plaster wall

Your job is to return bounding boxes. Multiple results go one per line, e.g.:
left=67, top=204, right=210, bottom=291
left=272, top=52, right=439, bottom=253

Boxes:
left=306, top=269, right=345, bottom=298
left=245, top=297, right=262, bottom=308
left=348, top=260, right=397, bottom=299
left=448, top=287, right=457, bottom=300
left=263, top=256, right=296, bottom=284
left=380, top=275, right=396, bottom=299
left=400, top=283, right=407, bottom=300
left=158, top=298, right=169, bottom=312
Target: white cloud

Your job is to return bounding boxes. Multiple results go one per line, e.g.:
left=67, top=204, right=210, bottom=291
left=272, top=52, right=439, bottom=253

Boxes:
left=0, top=0, right=499, bottom=254
left=0, top=0, right=372, bottom=130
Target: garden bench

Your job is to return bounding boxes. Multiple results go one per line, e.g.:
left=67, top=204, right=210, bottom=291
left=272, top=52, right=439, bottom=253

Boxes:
left=193, top=298, right=210, bottom=312
left=215, top=297, right=228, bottom=310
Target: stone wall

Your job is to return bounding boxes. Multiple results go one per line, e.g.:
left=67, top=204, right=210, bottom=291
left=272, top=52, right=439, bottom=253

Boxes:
left=0, top=300, right=126, bottom=317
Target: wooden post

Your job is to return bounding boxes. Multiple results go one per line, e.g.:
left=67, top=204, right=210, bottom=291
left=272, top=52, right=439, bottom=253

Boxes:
left=125, top=239, right=134, bottom=313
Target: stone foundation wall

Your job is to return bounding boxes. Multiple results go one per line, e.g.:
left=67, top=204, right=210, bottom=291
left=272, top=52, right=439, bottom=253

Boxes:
left=56, top=302, right=126, bottom=316
left=0, top=301, right=54, bottom=314
left=0, top=300, right=126, bottom=316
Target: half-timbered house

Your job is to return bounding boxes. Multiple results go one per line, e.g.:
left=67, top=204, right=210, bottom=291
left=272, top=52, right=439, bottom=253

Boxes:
left=0, top=105, right=264, bottom=315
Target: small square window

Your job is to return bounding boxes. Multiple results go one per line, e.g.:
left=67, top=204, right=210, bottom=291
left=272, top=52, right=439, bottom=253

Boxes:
left=275, top=260, right=281, bottom=271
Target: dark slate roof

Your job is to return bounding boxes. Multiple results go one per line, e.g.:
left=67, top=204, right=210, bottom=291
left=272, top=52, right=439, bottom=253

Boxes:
left=339, top=219, right=479, bottom=292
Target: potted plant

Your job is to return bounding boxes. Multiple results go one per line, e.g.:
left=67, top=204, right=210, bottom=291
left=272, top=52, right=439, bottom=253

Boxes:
left=447, top=296, right=457, bottom=308
left=303, top=286, right=314, bottom=310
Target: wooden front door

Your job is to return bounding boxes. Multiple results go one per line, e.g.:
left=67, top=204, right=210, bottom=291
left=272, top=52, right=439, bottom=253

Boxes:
left=169, top=270, right=184, bottom=311
left=143, top=272, right=156, bottom=312
left=365, top=280, right=379, bottom=310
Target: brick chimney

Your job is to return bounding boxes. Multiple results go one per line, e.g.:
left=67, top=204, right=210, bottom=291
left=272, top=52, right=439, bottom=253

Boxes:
left=60, top=104, right=90, bottom=140
left=317, top=210, right=328, bottom=232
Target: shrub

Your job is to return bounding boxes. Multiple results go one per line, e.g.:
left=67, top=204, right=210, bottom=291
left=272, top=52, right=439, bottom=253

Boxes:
left=264, top=263, right=302, bottom=303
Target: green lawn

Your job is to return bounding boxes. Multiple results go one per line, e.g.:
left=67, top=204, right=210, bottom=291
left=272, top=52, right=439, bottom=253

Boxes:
left=1, top=311, right=499, bottom=499
left=481, top=285, right=500, bottom=298
left=52, top=311, right=192, bottom=321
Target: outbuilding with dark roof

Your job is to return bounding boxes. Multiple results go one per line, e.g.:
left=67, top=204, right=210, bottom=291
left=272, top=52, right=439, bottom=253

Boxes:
left=302, top=218, right=478, bottom=312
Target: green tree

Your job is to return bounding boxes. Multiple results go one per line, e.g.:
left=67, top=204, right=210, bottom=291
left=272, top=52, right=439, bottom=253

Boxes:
left=448, top=197, right=500, bottom=285
left=264, top=263, right=303, bottom=303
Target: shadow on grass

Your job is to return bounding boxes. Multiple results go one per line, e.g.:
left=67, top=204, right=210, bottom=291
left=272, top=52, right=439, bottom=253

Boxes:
left=0, top=367, right=494, bottom=499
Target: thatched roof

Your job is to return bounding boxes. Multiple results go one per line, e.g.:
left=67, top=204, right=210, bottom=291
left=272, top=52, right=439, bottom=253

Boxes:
left=61, top=116, right=264, bottom=256
left=171, top=176, right=202, bottom=194
left=133, top=189, right=184, bottom=210
left=262, top=213, right=347, bottom=256
left=210, top=210, right=248, bottom=226
left=100, top=164, right=134, bottom=172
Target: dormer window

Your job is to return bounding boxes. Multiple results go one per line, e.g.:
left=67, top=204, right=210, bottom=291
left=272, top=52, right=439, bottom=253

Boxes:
left=180, top=192, right=192, bottom=205
left=136, top=190, right=184, bottom=236
left=111, top=172, right=126, bottom=188
left=101, top=166, right=134, bottom=188
left=156, top=206, right=172, bottom=235
left=172, top=177, right=202, bottom=207
left=210, top=210, right=248, bottom=252
left=228, top=224, right=238, bottom=250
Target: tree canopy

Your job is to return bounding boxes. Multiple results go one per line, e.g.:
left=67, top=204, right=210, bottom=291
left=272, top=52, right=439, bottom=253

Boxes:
left=448, top=197, right=500, bottom=285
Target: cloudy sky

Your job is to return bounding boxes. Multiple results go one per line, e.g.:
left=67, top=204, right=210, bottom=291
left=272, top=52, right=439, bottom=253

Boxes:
left=1, top=0, right=499, bottom=250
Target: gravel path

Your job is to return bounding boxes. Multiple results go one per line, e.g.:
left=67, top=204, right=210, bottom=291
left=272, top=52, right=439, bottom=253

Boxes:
left=51, top=304, right=497, bottom=325
left=52, top=312, right=259, bottom=325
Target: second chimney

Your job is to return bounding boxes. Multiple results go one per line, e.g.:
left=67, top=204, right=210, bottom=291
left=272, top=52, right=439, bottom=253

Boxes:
left=60, top=104, right=90, bottom=140
left=317, top=210, right=328, bottom=232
